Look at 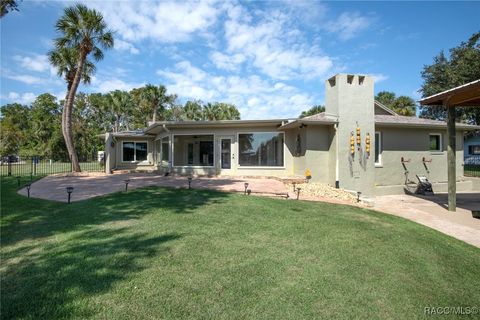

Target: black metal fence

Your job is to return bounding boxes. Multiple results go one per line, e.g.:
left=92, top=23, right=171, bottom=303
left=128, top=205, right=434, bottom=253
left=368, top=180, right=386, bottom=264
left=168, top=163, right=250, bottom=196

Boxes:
left=0, top=154, right=104, bottom=177
left=464, top=155, right=480, bottom=177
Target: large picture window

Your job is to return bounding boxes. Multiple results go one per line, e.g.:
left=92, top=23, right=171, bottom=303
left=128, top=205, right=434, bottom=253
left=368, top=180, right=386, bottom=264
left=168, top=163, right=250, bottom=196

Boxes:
left=238, top=132, right=284, bottom=167
left=173, top=135, right=214, bottom=166
left=123, top=141, right=147, bottom=162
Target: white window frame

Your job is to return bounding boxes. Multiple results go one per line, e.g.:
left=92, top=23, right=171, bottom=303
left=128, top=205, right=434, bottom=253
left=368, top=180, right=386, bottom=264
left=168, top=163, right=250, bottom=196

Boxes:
left=172, top=133, right=216, bottom=168
left=236, top=131, right=286, bottom=169
left=429, top=133, right=443, bottom=153
left=375, top=131, right=382, bottom=167
left=121, top=141, right=149, bottom=163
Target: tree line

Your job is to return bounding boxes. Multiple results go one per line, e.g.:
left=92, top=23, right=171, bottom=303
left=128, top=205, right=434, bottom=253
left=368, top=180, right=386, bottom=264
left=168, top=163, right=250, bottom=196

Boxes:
left=0, top=86, right=240, bottom=158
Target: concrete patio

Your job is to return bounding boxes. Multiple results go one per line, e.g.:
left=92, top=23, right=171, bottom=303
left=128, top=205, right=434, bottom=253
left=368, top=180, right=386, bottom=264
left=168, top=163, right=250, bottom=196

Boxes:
left=375, top=193, right=480, bottom=248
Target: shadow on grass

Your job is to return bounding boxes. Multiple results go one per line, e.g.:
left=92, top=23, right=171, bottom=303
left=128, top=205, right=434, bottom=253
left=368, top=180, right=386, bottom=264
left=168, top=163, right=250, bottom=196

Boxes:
left=1, top=227, right=181, bottom=319
left=1, top=177, right=230, bottom=246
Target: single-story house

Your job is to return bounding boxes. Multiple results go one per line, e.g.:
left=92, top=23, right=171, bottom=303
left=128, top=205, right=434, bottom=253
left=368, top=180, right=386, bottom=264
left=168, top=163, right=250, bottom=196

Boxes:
left=104, top=74, right=480, bottom=196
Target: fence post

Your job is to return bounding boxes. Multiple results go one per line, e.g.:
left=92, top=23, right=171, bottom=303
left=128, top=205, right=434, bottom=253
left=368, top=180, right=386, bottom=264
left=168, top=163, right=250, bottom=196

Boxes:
left=30, top=157, right=33, bottom=177
left=33, top=156, right=37, bottom=176
left=8, top=158, right=12, bottom=176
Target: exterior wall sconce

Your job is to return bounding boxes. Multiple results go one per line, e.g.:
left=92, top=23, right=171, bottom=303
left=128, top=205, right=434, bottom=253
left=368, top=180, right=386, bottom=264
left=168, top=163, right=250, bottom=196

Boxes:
left=66, top=186, right=74, bottom=204
left=25, top=183, right=31, bottom=198
left=244, top=182, right=249, bottom=195
left=188, top=177, right=193, bottom=189
left=124, top=179, right=130, bottom=191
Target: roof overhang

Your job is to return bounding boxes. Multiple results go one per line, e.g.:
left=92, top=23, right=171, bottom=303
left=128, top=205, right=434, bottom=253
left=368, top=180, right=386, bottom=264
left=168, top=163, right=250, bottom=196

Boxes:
left=419, top=79, right=480, bottom=107
left=375, top=121, right=480, bottom=130
left=278, top=119, right=337, bottom=130
left=144, top=119, right=289, bottom=134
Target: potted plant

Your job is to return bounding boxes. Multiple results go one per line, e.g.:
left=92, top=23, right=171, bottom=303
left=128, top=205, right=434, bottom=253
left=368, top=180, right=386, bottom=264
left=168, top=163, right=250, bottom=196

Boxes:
left=305, top=168, right=312, bottom=182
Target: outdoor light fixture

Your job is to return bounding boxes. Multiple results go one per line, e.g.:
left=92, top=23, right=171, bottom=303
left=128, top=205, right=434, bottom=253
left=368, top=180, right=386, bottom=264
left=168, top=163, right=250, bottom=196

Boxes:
left=296, top=187, right=301, bottom=200
left=16, top=176, right=21, bottom=187
left=188, top=176, right=193, bottom=189
left=357, top=191, right=361, bottom=203
left=25, top=183, right=31, bottom=198
left=244, top=182, right=249, bottom=195
left=66, top=186, right=74, bottom=204
left=124, top=179, right=130, bottom=191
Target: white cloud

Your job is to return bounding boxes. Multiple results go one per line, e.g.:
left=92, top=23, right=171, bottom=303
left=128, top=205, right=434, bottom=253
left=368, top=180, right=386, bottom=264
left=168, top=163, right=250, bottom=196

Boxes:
left=210, top=51, right=246, bottom=71
left=5, top=74, right=45, bottom=85
left=222, top=4, right=334, bottom=80
left=13, top=54, right=51, bottom=72
left=325, top=12, right=372, bottom=40
left=90, top=76, right=144, bottom=94
left=114, top=39, right=140, bottom=54
left=370, top=73, right=388, bottom=83
left=157, top=61, right=316, bottom=119
left=87, top=1, right=221, bottom=43
left=1, top=91, right=37, bottom=104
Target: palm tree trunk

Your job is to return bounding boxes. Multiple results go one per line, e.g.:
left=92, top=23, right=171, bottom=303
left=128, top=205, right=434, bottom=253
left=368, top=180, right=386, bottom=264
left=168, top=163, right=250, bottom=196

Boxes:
left=152, top=104, right=156, bottom=123
left=62, top=53, right=86, bottom=172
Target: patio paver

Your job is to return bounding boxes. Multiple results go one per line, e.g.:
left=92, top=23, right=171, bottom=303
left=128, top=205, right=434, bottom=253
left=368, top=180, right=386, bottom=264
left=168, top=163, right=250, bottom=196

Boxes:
left=17, top=173, right=288, bottom=203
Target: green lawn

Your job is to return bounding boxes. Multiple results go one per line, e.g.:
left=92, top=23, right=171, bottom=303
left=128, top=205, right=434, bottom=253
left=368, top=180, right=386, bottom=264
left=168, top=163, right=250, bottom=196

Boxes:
left=1, top=177, right=479, bottom=319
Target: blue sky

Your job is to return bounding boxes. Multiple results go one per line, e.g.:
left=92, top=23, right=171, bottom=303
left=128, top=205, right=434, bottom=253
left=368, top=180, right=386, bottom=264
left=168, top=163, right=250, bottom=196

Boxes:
left=1, top=1, right=479, bottom=119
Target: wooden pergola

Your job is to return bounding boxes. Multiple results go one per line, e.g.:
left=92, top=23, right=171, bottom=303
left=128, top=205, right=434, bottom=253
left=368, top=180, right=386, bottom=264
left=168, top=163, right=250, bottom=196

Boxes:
left=419, top=79, right=480, bottom=211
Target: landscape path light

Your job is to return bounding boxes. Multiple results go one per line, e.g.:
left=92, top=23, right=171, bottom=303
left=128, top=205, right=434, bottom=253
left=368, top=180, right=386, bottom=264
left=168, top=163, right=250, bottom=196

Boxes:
left=124, top=179, right=130, bottom=192
left=188, top=176, right=192, bottom=189
left=25, top=183, right=31, bottom=198
left=66, top=186, right=74, bottom=204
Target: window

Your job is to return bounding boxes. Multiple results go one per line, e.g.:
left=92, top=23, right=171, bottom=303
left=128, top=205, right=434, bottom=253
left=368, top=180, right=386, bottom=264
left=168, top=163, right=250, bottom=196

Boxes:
left=429, top=134, right=442, bottom=152
left=468, top=145, right=480, bottom=155
left=173, top=135, right=214, bottom=166
left=122, top=141, right=148, bottom=162
left=375, top=132, right=382, bottom=166
left=161, top=136, right=169, bottom=162
left=238, top=132, right=284, bottom=167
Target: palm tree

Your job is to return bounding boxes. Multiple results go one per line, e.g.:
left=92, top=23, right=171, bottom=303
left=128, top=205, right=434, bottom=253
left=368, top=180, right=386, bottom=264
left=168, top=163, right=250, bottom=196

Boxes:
left=202, top=103, right=216, bottom=121
left=141, top=84, right=176, bottom=122
left=109, top=90, right=134, bottom=132
left=50, top=4, right=113, bottom=172
left=183, top=100, right=203, bottom=120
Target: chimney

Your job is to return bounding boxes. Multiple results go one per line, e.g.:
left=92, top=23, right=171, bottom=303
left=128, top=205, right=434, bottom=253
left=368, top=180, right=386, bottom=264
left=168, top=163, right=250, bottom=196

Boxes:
left=326, top=74, right=376, bottom=196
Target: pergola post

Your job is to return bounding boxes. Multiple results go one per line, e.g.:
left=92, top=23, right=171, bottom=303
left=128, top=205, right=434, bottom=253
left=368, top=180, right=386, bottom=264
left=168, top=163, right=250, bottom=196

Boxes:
left=446, top=106, right=456, bottom=211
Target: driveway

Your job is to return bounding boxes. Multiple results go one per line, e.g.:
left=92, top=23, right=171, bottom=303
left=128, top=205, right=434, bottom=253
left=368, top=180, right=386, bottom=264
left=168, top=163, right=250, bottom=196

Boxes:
left=375, top=193, right=480, bottom=248
left=17, top=173, right=288, bottom=203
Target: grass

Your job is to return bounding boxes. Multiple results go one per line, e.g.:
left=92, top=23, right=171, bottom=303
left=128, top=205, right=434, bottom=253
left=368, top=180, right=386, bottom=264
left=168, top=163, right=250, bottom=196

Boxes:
left=1, top=177, right=479, bottom=319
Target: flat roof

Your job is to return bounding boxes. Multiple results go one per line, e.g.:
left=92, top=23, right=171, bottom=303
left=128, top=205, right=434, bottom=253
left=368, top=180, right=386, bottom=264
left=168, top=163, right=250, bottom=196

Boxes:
left=419, top=79, right=480, bottom=107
